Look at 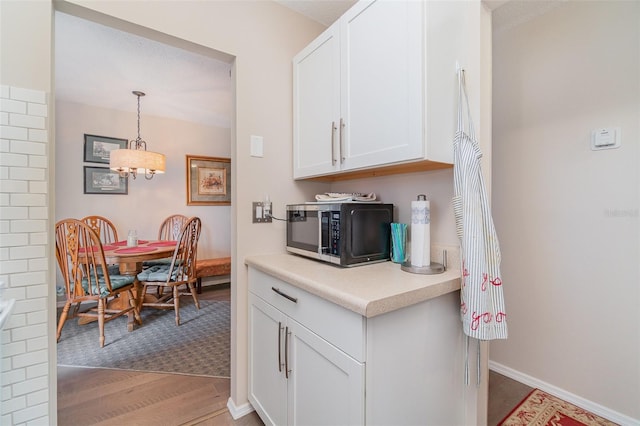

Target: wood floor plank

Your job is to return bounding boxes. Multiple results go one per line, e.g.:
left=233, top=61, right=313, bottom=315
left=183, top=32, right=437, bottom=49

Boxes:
left=57, top=367, right=238, bottom=426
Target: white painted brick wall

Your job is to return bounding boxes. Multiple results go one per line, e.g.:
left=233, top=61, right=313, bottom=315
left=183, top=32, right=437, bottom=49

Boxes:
left=0, top=85, right=50, bottom=425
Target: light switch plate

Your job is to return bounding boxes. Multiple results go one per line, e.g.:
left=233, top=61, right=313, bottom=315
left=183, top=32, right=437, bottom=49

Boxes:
left=591, top=127, right=621, bottom=150
left=250, top=135, right=264, bottom=157
left=252, top=202, right=272, bottom=223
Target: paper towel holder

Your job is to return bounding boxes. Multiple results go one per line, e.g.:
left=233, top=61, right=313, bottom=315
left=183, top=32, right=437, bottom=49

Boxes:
left=400, top=249, right=446, bottom=275
left=401, top=260, right=445, bottom=275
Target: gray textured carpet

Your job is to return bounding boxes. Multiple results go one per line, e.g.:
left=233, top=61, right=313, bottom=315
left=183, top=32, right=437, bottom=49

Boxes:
left=56, top=299, right=230, bottom=378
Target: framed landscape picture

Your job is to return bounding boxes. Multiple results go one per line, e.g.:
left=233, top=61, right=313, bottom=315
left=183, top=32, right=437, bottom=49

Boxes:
left=84, top=134, right=127, bottom=164
left=83, top=166, right=128, bottom=195
left=186, top=155, right=231, bottom=205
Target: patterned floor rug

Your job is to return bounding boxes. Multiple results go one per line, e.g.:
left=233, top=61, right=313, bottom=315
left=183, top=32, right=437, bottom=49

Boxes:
left=499, top=389, right=618, bottom=426
left=57, top=299, right=230, bottom=378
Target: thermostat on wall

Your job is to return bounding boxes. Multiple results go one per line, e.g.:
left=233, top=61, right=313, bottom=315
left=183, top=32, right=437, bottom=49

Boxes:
left=591, top=127, right=621, bottom=150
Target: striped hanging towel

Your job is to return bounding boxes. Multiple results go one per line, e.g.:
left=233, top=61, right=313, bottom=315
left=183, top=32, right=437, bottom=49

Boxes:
left=452, top=70, right=508, bottom=341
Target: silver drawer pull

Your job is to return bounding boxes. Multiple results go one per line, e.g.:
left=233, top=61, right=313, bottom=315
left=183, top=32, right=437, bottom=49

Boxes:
left=285, top=326, right=291, bottom=379
left=339, top=118, right=345, bottom=163
left=271, top=287, right=298, bottom=303
left=331, top=121, right=337, bottom=165
left=278, top=322, right=284, bottom=372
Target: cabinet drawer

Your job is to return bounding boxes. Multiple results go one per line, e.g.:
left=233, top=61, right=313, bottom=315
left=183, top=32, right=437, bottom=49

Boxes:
left=249, top=267, right=365, bottom=361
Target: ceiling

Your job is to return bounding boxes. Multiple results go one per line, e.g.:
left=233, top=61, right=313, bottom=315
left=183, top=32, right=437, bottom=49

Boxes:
left=54, top=1, right=560, bottom=129
left=275, top=0, right=356, bottom=26
left=54, top=1, right=354, bottom=130
left=54, top=12, right=234, bottom=129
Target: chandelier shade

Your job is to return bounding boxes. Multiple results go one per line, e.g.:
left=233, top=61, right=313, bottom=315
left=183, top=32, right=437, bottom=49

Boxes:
left=109, top=90, right=166, bottom=180
left=109, top=148, right=166, bottom=177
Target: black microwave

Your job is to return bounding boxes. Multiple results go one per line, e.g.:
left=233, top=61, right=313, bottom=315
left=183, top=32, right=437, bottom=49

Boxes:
left=286, top=202, right=393, bottom=267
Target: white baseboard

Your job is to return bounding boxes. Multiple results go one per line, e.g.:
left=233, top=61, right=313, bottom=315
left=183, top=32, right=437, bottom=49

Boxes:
left=227, top=397, right=255, bottom=420
left=489, top=361, right=640, bottom=426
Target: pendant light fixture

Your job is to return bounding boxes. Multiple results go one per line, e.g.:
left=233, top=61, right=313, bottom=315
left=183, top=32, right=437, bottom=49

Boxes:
left=110, top=91, right=166, bottom=180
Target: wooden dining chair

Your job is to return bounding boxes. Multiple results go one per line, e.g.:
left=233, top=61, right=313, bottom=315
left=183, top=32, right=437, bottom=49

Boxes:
left=81, top=215, right=119, bottom=244
left=55, top=218, right=141, bottom=347
left=158, top=214, right=188, bottom=241
left=143, top=214, right=189, bottom=272
left=82, top=215, right=121, bottom=274
left=137, top=216, right=202, bottom=326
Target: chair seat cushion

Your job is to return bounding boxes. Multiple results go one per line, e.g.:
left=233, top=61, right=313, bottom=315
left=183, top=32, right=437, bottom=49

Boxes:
left=92, top=265, right=121, bottom=276
left=137, top=265, right=180, bottom=282
left=142, top=258, right=172, bottom=267
left=81, top=274, right=135, bottom=298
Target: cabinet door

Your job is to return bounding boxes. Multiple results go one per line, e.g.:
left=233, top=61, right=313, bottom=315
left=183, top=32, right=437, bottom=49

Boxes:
left=293, top=25, right=341, bottom=179
left=248, top=294, right=288, bottom=426
left=341, top=0, right=424, bottom=170
left=286, top=318, right=364, bottom=426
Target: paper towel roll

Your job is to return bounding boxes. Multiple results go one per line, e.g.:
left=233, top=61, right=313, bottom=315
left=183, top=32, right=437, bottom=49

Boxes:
left=411, top=195, right=430, bottom=267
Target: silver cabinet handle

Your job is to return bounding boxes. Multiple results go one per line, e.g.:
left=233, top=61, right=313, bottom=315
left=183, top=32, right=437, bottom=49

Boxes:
left=339, top=118, right=345, bottom=163
left=331, top=121, right=337, bottom=165
left=278, top=321, right=283, bottom=372
left=271, top=287, right=297, bottom=303
left=284, top=326, right=291, bottom=379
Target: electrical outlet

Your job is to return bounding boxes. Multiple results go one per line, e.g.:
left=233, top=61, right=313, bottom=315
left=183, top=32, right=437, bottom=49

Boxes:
left=253, top=202, right=272, bottom=223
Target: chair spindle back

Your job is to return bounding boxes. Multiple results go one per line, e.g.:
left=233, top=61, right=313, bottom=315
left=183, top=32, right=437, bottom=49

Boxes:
left=82, top=215, right=119, bottom=245
left=158, top=214, right=189, bottom=241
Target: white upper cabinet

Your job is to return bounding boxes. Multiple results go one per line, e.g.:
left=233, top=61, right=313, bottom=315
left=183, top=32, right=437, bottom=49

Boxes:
left=293, top=25, right=341, bottom=178
left=339, top=0, right=424, bottom=171
left=293, top=0, right=474, bottom=181
left=293, top=0, right=424, bottom=179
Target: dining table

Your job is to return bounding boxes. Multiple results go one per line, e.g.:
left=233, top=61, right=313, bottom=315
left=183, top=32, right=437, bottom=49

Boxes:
left=84, top=239, right=178, bottom=331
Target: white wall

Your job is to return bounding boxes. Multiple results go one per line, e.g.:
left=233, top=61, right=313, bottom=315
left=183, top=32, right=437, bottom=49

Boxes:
left=491, top=1, right=640, bottom=423
left=55, top=100, right=231, bottom=260
left=0, top=1, right=55, bottom=424
left=330, top=169, right=458, bottom=247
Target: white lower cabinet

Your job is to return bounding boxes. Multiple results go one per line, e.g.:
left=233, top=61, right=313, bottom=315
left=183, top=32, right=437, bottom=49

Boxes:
left=248, top=266, right=469, bottom=425
left=249, top=271, right=364, bottom=426
left=249, top=294, right=288, bottom=425
left=287, top=318, right=364, bottom=425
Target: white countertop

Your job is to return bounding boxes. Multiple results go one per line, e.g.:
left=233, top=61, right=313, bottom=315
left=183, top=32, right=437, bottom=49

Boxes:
left=245, top=253, right=461, bottom=318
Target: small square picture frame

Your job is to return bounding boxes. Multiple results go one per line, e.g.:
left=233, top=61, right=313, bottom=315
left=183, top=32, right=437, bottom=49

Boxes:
left=186, top=155, right=231, bottom=205
left=83, top=166, right=128, bottom=195
left=84, top=134, right=128, bottom=164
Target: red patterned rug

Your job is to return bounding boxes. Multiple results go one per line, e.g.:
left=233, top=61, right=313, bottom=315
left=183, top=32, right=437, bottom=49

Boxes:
left=499, top=389, right=618, bottom=426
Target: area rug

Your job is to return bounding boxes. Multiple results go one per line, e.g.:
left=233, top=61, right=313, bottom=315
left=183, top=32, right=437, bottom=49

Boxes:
left=57, top=300, right=230, bottom=378
left=499, top=389, right=618, bottom=426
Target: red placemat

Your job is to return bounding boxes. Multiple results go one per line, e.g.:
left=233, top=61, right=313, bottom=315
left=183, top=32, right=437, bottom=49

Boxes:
left=78, top=244, right=117, bottom=253
left=78, top=246, right=98, bottom=253
left=147, top=241, right=178, bottom=247
left=114, top=247, right=157, bottom=254
left=113, top=240, right=149, bottom=247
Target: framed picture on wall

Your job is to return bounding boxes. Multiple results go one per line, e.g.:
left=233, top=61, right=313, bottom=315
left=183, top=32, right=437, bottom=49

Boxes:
left=83, top=134, right=128, bottom=164
left=83, top=166, right=128, bottom=195
left=186, top=155, right=231, bottom=205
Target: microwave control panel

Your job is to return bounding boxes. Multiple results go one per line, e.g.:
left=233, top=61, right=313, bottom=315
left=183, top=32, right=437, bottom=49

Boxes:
left=330, top=212, right=341, bottom=256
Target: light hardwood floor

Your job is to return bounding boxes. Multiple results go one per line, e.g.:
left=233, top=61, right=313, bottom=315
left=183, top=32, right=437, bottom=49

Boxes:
left=488, top=370, right=533, bottom=425
left=57, top=284, right=529, bottom=425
